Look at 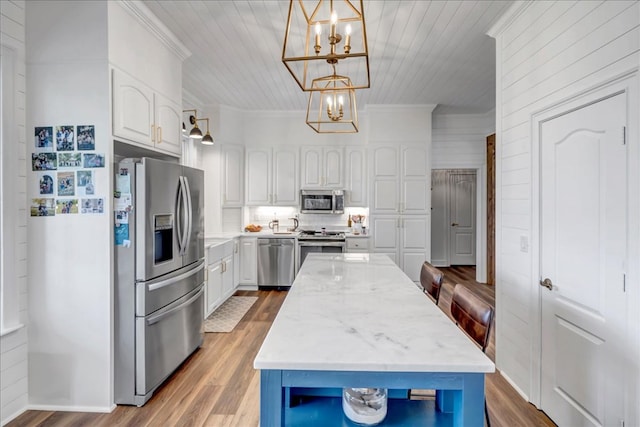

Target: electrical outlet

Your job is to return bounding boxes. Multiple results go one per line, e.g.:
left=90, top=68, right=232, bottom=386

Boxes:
left=520, top=236, right=529, bottom=253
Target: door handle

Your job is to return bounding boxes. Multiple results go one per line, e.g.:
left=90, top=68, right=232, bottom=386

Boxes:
left=540, top=278, right=553, bottom=290
left=451, top=222, right=459, bottom=226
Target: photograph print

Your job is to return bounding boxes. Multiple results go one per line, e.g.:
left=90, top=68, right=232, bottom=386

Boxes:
left=32, top=152, right=57, bottom=171
left=39, top=174, right=54, bottom=195
left=35, top=126, right=53, bottom=149
left=55, top=125, right=75, bottom=151
left=76, top=125, right=95, bottom=150
left=30, top=198, right=55, bottom=217
left=77, top=170, right=94, bottom=196
left=84, top=153, right=105, bottom=168
left=58, top=153, right=82, bottom=168
left=56, top=199, right=78, bottom=214
left=81, top=197, right=104, bottom=214
left=57, top=171, right=75, bottom=196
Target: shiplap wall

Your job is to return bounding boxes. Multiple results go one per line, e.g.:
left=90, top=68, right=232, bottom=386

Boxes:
left=490, top=1, right=640, bottom=417
left=431, top=111, right=494, bottom=168
left=0, top=1, right=28, bottom=424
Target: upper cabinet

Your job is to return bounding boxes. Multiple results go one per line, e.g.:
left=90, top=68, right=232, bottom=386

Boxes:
left=345, top=147, right=367, bottom=207
left=109, top=1, right=190, bottom=158
left=246, top=147, right=299, bottom=206
left=221, top=145, right=244, bottom=207
left=300, top=146, right=344, bottom=189
left=370, top=144, right=429, bottom=215
left=112, top=69, right=182, bottom=156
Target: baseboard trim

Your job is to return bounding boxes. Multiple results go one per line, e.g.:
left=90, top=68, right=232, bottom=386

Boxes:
left=498, top=369, right=531, bottom=403
left=27, top=403, right=115, bottom=413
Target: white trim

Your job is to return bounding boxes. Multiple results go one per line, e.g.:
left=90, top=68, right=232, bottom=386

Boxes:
left=529, top=71, right=639, bottom=410
left=27, top=403, right=116, bottom=413
left=0, top=323, right=24, bottom=337
left=486, top=1, right=531, bottom=38
left=118, top=1, right=191, bottom=61
left=499, top=369, right=530, bottom=402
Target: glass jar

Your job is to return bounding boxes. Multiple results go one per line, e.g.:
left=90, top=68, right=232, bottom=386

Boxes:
left=342, top=387, right=388, bottom=425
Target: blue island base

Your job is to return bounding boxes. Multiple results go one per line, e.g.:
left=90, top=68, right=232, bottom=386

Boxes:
left=286, top=397, right=453, bottom=426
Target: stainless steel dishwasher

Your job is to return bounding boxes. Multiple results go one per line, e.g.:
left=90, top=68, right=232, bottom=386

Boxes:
left=257, top=238, right=295, bottom=289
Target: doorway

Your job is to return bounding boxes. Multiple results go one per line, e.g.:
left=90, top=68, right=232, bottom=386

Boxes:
left=431, top=169, right=477, bottom=267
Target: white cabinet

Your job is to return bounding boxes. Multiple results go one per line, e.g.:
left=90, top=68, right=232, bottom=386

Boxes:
left=371, top=215, right=429, bottom=283
left=246, top=147, right=298, bottom=206
left=206, top=261, right=224, bottom=317
left=300, top=146, right=344, bottom=188
left=370, top=144, right=429, bottom=215
left=112, top=69, right=182, bottom=156
left=346, top=237, right=370, bottom=253
left=344, top=147, right=367, bottom=206
left=221, top=145, right=244, bottom=207
left=221, top=254, right=234, bottom=298
left=239, top=237, right=258, bottom=285
left=205, top=239, right=238, bottom=317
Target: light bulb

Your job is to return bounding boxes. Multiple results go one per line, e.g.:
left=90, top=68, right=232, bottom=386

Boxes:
left=339, top=96, right=344, bottom=106
left=330, top=11, right=337, bottom=25
left=315, top=22, right=321, bottom=35
left=346, top=24, right=352, bottom=35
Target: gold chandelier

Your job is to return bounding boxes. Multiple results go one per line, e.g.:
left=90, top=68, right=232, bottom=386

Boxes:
left=283, top=0, right=369, bottom=133
left=282, top=0, right=370, bottom=92
left=306, top=72, right=358, bottom=133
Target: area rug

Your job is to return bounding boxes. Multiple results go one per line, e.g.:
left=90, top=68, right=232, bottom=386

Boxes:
left=204, top=296, right=258, bottom=333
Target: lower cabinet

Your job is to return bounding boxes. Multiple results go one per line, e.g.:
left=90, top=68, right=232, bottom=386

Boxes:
left=346, top=237, right=370, bottom=253
left=205, top=240, right=237, bottom=318
left=206, top=260, right=224, bottom=317
left=370, top=215, right=430, bottom=283
left=239, top=237, right=258, bottom=285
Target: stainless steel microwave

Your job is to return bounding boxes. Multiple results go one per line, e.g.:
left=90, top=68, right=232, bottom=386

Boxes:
left=300, top=189, right=344, bottom=214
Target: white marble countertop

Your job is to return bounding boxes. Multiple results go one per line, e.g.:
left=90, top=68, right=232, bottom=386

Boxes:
left=254, top=253, right=495, bottom=373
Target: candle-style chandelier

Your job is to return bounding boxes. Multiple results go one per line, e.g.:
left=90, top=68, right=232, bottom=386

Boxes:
left=306, top=71, right=358, bottom=133
left=283, top=0, right=369, bottom=133
left=282, top=0, right=370, bottom=92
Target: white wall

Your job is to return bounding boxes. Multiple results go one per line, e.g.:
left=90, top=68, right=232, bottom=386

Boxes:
left=26, top=0, right=113, bottom=412
left=1, top=1, right=28, bottom=424
left=489, top=2, right=640, bottom=423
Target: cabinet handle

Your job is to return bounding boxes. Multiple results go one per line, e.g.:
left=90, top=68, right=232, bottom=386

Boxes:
left=157, top=126, right=162, bottom=143
left=151, top=124, right=156, bottom=142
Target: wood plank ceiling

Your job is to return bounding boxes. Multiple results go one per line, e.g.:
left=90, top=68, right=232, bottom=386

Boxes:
left=144, top=0, right=513, bottom=114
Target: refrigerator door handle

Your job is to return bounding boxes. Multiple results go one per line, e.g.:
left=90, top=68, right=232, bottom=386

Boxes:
left=146, top=287, right=204, bottom=325
left=147, top=261, right=205, bottom=292
left=183, top=176, right=193, bottom=252
left=176, top=177, right=184, bottom=255
left=177, top=176, right=190, bottom=256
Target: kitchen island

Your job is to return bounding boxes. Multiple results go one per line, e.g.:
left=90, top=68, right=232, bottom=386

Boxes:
left=254, top=253, right=495, bottom=426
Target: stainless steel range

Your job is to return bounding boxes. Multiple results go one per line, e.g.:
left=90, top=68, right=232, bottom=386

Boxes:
left=296, top=229, right=346, bottom=272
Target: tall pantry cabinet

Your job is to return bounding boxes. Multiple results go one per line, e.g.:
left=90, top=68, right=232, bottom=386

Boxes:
left=26, top=0, right=189, bottom=411
left=369, top=144, right=430, bottom=282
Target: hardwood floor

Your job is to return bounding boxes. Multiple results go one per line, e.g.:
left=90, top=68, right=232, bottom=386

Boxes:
left=8, top=269, right=556, bottom=427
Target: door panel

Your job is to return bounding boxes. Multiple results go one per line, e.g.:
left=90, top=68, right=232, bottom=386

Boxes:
left=136, top=158, right=182, bottom=280
left=182, top=165, right=204, bottom=266
left=449, top=172, right=476, bottom=265
left=540, top=93, right=627, bottom=426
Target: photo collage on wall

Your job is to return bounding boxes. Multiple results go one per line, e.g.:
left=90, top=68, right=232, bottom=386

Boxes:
left=31, top=125, right=104, bottom=216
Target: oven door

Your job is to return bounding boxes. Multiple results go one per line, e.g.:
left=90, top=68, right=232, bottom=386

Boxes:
left=296, top=241, right=346, bottom=273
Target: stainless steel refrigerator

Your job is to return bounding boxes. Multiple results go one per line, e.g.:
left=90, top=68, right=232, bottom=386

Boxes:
left=114, top=157, right=205, bottom=406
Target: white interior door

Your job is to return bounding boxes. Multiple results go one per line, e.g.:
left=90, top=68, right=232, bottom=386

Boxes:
left=449, top=172, right=476, bottom=265
left=540, top=93, right=628, bottom=426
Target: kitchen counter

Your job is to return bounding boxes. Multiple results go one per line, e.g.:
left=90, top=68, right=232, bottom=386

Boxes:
left=254, top=253, right=494, bottom=426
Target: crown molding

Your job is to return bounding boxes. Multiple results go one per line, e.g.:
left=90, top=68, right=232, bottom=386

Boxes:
left=487, top=1, right=531, bottom=39
left=118, top=0, right=191, bottom=61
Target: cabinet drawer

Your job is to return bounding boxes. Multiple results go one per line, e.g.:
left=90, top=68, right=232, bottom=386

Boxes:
left=346, top=238, right=370, bottom=250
